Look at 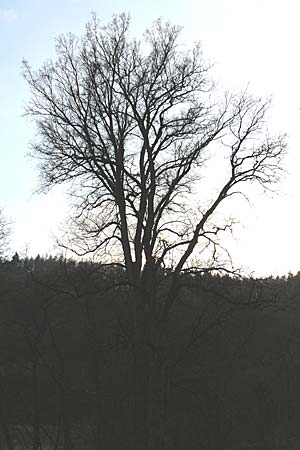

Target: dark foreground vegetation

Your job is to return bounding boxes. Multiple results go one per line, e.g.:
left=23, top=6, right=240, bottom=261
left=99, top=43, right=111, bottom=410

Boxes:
left=1, top=254, right=300, bottom=450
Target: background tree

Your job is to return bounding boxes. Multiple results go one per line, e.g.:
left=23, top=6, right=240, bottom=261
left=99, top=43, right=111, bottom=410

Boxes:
left=0, top=209, right=10, bottom=258
left=23, top=13, right=286, bottom=450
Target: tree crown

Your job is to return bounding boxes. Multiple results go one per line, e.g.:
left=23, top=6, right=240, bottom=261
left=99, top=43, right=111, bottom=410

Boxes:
left=23, top=14, right=285, bottom=286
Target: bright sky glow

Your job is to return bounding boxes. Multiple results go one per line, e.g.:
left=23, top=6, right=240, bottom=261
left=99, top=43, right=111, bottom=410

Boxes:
left=0, top=0, right=299, bottom=276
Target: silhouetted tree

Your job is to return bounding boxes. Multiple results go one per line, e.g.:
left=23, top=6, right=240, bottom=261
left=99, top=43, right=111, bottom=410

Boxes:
left=23, top=14, right=286, bottom=449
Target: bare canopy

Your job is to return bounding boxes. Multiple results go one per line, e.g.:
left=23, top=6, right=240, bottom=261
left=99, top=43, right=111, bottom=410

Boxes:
left=23, top=13, right=285, bottom=305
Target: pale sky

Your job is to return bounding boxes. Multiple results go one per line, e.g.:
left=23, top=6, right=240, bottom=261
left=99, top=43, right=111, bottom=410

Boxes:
left=0, top=0, right=299, bottom=276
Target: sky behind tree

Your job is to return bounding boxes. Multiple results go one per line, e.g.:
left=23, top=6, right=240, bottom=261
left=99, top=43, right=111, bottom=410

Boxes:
left=0, top=0, right=299, bottom=276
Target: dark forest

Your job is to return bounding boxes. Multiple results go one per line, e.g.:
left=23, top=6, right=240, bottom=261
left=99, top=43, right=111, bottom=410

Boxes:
left=1, top=255, right=300, bottom=450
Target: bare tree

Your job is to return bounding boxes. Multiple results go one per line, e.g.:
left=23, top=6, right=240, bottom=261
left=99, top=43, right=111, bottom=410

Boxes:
left=23, top=13, right=285, bottom=450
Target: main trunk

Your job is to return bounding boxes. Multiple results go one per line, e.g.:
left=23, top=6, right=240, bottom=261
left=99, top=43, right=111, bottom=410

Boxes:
left=132, top=272, right=169, bottom=450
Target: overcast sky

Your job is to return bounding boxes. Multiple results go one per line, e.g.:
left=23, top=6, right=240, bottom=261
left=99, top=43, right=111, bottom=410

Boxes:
left=0, top=0, right=299, bottom=276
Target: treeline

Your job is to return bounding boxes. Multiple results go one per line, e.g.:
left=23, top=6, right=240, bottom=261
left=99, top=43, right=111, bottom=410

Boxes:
left=1, top=254, right=300, bottom=449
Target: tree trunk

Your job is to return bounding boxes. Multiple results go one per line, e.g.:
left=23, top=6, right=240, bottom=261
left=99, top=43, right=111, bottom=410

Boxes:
left=132, top=304, right=169, bottom=450
left=131, top=301, right=150, bottom=449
